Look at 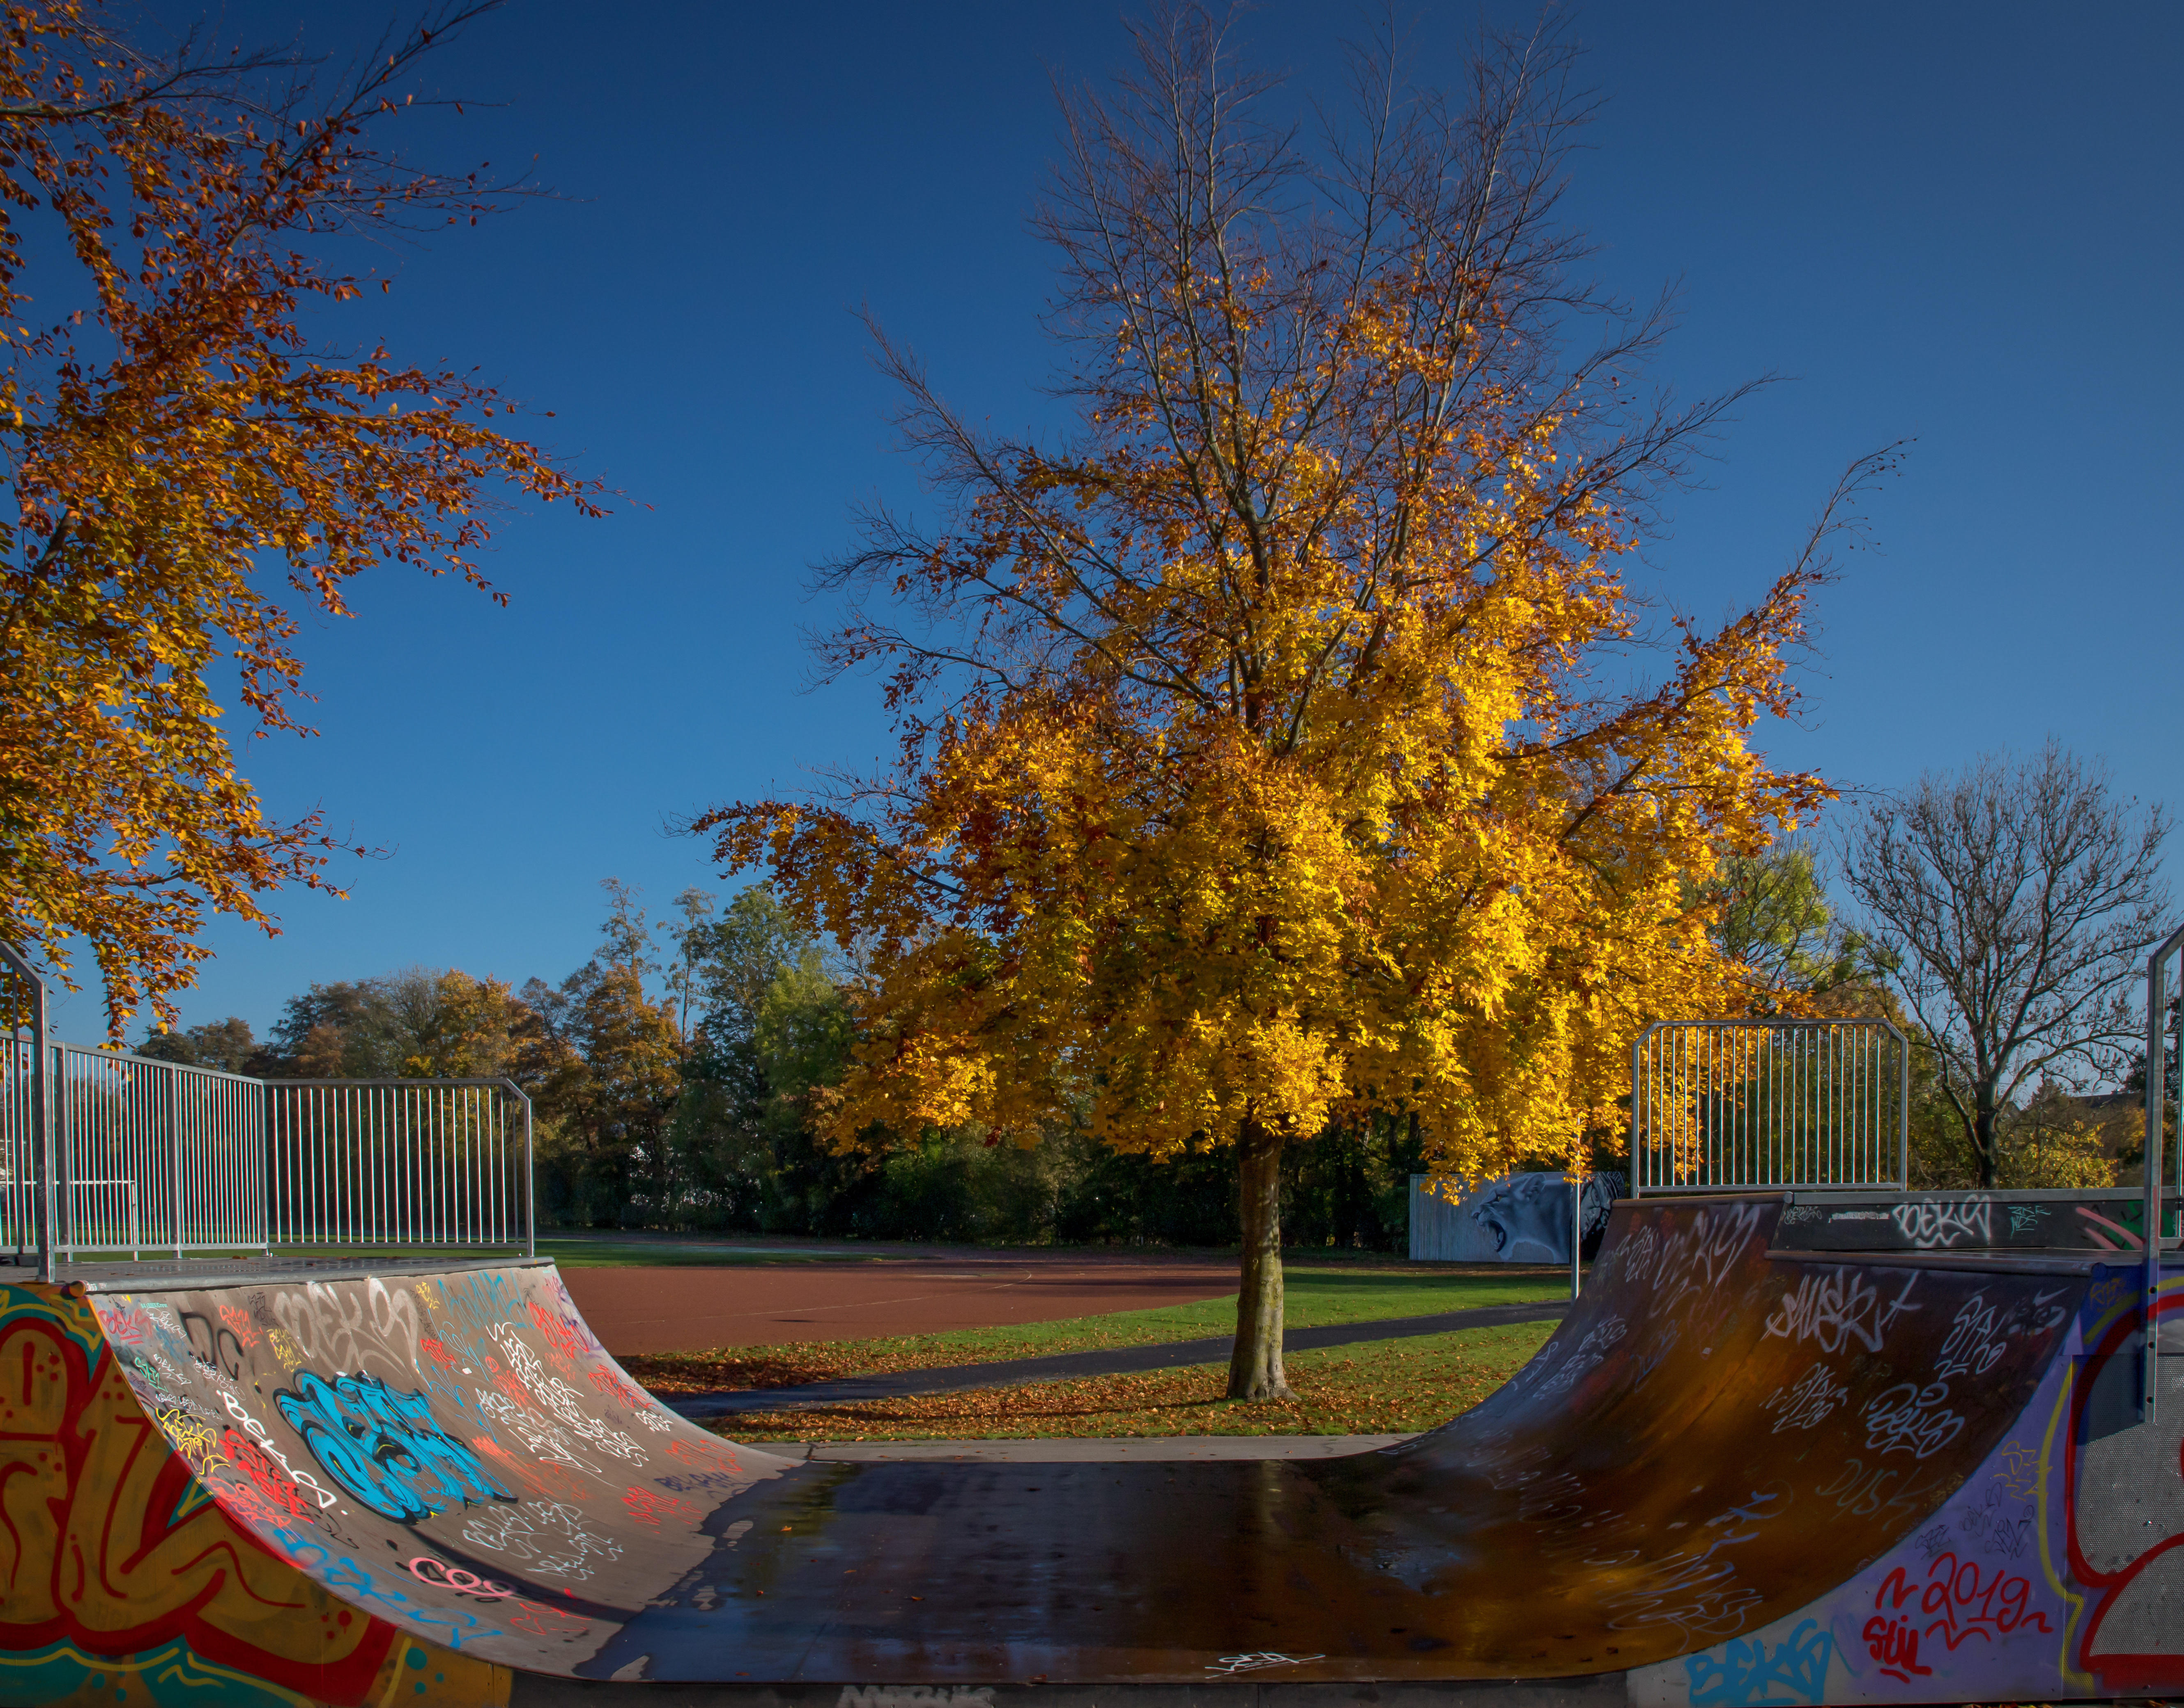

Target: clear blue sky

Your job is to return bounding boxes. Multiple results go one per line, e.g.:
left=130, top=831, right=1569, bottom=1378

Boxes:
left=83, top=0, right=2182, bottom=1043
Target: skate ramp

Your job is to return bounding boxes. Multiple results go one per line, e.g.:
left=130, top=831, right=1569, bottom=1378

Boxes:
left=2, top=1194, right=2177, bottom=1703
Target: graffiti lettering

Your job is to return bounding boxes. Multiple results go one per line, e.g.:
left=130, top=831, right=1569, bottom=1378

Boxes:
left=1599, top=1486, right=1786, bottom=1640
left=655, top=1469, right=745, bottom=1494
left=1957, top=1482, right=2034, bottom=1561
left=406, top=1556, right=519, bottom=1600
left=1684, top=1619, right=1834, bottom=1706
left=1989, top=1441, right=2041, bottom=1504
left=276, top=1370, right=514, bottom=1522
left=623, top=1487, right=700, bottom=1529
left=1933, top=1293, right=2010, bottom=1382
left=1203, top=1653, right=1327, bottom=1674
left=1876, top=1553, right=2050, bottom=1651
left=1534, top=1318, right=1629, bottom=1399
left=1860, top=1614, right=1931, bottom=1680
left=1763, top=1269, right=1920, bottom=1354
left=217, top=1390, right=338, bottom=1508
left=1890, top=1197, right=1992, bottom=1249
left=1760, top=1363, right=1847, bottom=1434
left=1862, top=1382, right=1965, bottom=1460
left=459, top=1498, right=624, bottom=1580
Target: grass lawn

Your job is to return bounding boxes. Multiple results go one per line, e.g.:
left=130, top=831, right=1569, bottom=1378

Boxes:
left=624, top=1267, right=1570, bottom=1393
left=704, top=1319, right=1558, bottom=1441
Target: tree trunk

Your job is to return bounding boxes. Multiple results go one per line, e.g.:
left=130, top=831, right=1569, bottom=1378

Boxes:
left=1229, top=1120, right=1291, bottom=1400
left=1972, top=1098, right=1999, bottom=1189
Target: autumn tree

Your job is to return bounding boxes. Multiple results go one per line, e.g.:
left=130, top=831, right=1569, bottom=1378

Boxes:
left=256, top=966, right=528, bottom=1079
left=0, top=2, right=600, bottom=1036
left=1841, top=742, right=2171, bottom=1189
left=134, top=1013, right=255, bottom=1073
left=698, top=12, right=1853, bottom=1397
left=520, top=880, right=684, bottom=1224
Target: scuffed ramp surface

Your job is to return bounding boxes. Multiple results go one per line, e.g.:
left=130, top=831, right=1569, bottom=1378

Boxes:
left=86, top=1210, right=2080, bottom=1687
left=94, top=1263, right=799, bottom=1678
left=578, top=1197, right=2070, bottom=1683
left=505, top=1203, right=2075, bottom=1685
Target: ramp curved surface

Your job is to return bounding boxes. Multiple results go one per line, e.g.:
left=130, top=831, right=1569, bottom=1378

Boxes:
left=4, top=1194, right=2181, bottom=1704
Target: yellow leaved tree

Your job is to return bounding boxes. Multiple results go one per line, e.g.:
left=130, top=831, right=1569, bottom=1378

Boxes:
left=697, top=11, right=1869, bottom=1398
left=0, top=2, right=600, bottom=1035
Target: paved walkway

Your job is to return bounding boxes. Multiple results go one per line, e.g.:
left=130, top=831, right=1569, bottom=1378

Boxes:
left=665, top=1297, right=1569, bottom=1419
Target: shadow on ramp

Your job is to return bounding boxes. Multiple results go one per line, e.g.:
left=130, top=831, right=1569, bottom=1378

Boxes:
left=0, top=1194, right=2171, bottom=1705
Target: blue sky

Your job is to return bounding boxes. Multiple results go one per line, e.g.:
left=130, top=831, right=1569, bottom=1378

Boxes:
left=79, top=0, right=2182, bottom=1042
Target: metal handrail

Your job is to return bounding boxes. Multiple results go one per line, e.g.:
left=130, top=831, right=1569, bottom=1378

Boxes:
left=1630, top=1017, right=1911, bottom=1196
left=264, top=1075, right=535, bottom=1258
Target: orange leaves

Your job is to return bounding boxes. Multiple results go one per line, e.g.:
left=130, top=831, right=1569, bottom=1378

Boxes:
left=700, top=19, right=1827, bottom=1189
left=0, top=5, right=603, bottom=1035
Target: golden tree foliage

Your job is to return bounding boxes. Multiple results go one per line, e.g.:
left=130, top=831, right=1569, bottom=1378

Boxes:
left=697, top=12, right=1860, bottom=1395
left=0, top=3, right=600, bottom=1033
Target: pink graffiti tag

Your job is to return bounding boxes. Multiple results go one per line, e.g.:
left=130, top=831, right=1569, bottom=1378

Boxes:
left=407, top=1556, right=520, bottom=1600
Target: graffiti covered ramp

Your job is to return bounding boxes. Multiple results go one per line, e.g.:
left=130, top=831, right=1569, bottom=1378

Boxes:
left=3, top=1197, right=2171, bottom=1706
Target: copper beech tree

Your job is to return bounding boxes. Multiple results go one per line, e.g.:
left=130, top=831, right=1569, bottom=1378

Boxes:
left=698, top=12, right=1863, bottom=1399
left=0, top=2, right=600, bottom=1035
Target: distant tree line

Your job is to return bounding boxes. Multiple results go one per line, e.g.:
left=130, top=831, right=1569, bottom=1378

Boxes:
left=136, top=880, right=1431, bottom=1251
left=133, top=742, right=2172, bottom=1243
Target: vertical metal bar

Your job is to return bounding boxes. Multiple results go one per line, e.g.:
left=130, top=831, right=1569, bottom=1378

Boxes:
left=169, top=1060, right=182, bottom=1260
left=1570, top=1169, right=1582, bottom=1299
left=44, top=1036, right=60, bottom=1274
left=2148, top=946, right=2169, bottom=1419
left=519, top=1083, right=535, bottom=1257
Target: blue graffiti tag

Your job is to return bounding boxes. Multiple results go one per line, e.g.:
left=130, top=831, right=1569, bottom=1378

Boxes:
left=1685, top=1620, right=1835, bottom=1707
left=276, top=1371, right=515, bottom=1522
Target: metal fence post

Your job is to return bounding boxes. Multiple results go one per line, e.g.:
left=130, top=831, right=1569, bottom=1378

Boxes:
left=2145, top=932, right=2182, bottom=1420
left=505, top=1079, right=536, bottom=1260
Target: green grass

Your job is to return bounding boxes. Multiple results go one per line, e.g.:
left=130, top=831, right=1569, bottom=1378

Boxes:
left=625, top=1267, right=1568, bottom=1393
left=708, top=1319, right=1561, bottom=1441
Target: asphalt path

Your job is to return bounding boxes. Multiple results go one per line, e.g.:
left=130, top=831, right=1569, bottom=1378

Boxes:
left=664, top=1297, right=1571, bottom=1418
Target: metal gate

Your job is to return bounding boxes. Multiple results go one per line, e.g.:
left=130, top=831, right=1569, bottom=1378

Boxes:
left=1630, top=1018, right=1910, bottom=1194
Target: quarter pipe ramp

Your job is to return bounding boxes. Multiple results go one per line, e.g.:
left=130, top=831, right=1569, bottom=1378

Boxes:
left=3, top=1193, right=2178, bottom=1705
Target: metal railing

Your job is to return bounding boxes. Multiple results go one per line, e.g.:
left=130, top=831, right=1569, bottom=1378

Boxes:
left=0, top=943, right=533, bottom=1277
left=0, top=948, right=50, bottom=1266
left=1630, top=1018, right=1910, bottom=1194
left=267, top=1079, right=533, bottom=1249
left=52, top=1042, right=269, bottom=1256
